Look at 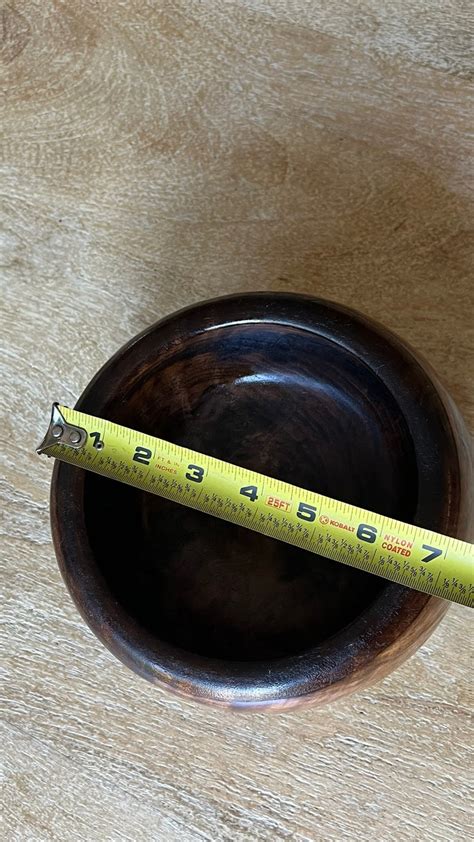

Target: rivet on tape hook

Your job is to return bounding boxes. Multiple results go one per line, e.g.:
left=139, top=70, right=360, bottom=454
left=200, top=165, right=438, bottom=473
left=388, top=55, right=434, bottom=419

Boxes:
left=36, top=403, right=87, bottom=455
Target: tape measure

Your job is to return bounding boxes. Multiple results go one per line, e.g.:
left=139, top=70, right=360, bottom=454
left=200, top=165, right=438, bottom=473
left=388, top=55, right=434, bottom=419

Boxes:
left=38, top=403, right=474, bottom=608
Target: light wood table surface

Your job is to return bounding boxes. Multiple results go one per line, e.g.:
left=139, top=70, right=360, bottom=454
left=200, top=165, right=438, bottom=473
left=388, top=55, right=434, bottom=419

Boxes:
left=1, top=2, right=473, bottom=839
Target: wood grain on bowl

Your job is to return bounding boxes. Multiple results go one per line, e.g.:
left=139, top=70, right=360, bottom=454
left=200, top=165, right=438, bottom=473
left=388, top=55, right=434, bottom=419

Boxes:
left=51, top=294, right=473, bottom=709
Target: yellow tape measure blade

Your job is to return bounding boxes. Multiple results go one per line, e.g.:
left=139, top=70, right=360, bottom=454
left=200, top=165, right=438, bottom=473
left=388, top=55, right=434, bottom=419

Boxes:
left=38, top=404, right=474, bottom=608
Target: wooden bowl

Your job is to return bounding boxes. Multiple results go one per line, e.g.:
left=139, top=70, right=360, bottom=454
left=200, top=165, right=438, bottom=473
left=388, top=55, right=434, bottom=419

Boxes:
left=51, top=294, right=473, bottom=710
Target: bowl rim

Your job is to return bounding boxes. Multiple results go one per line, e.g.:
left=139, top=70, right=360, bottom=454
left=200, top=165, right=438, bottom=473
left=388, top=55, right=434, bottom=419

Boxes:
left=51, top=292, right=464, bottom=708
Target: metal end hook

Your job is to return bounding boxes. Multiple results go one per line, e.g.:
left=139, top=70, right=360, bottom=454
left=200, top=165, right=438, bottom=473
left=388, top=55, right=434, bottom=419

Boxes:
left=37, top=403, right=87, bottom=455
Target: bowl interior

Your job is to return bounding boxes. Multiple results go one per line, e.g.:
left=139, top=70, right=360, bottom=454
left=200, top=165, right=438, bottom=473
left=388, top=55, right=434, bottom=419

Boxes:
left=84, top=321, right=418, bottom=661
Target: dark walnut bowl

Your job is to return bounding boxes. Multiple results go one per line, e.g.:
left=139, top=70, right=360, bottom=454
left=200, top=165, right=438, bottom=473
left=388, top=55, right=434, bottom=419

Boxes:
left=51, top=294, right=473, bottom=710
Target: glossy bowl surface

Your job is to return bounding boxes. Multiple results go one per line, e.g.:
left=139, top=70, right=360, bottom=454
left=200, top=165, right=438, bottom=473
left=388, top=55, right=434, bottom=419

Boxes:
left=51, top=294, right=472, bottom=709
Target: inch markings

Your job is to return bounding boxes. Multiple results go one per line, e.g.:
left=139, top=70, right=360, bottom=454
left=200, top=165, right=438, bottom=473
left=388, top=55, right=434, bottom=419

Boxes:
left=39, top=404, right=474, bottom=609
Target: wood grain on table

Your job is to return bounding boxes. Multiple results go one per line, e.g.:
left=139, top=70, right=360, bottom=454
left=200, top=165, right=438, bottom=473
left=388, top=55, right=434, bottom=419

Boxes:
left=1, top=1, right=473, bottom=839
